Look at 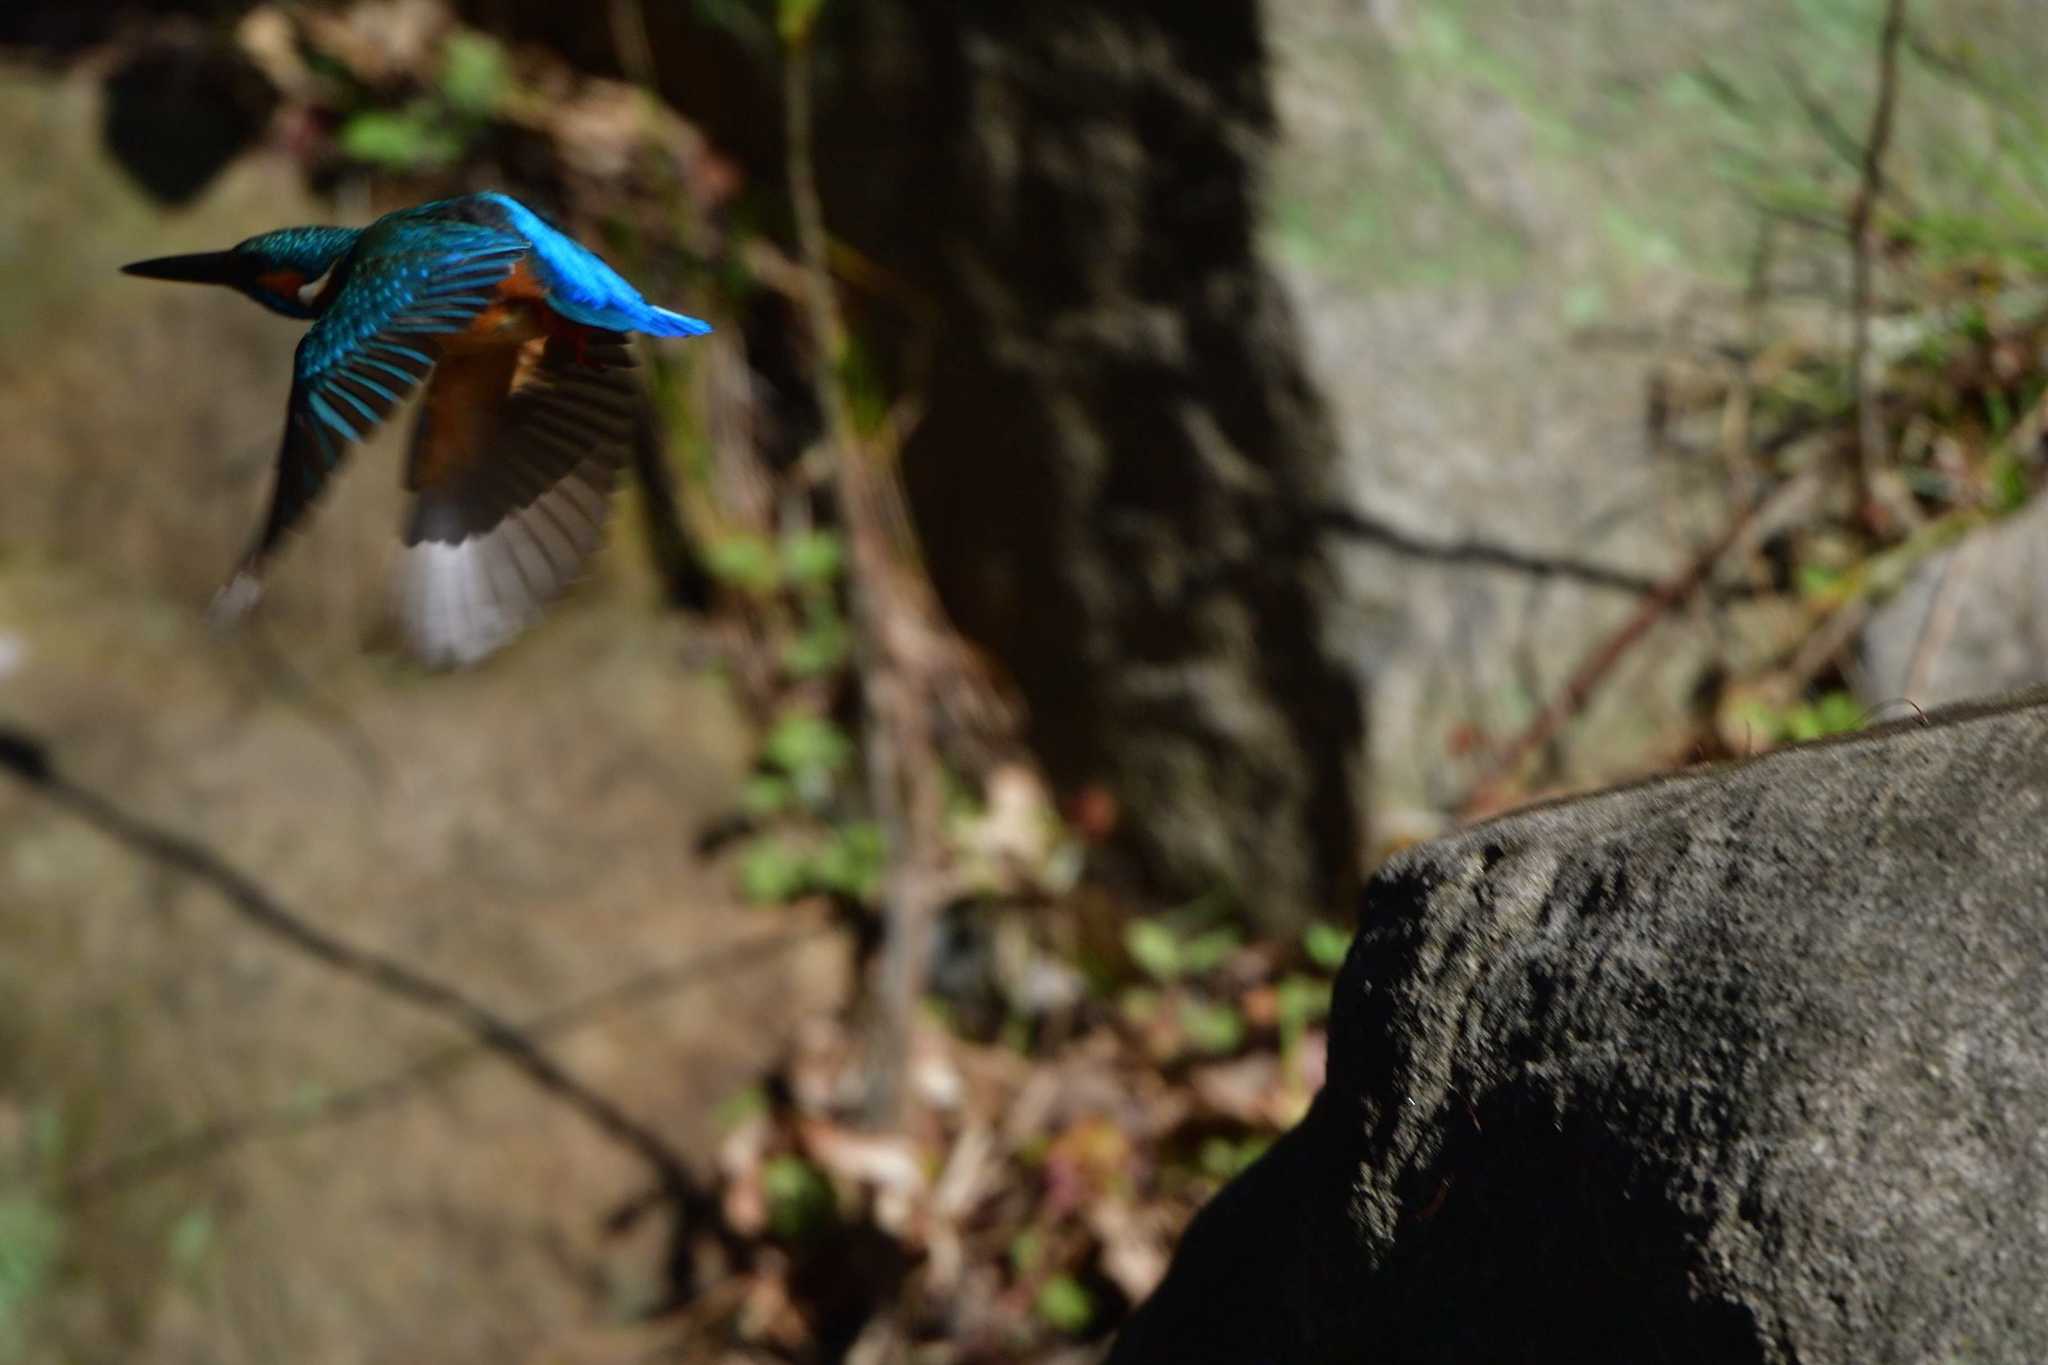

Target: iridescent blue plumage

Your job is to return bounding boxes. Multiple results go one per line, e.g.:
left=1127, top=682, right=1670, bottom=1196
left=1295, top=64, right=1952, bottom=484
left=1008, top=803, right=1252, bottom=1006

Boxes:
left=122, top=191, right=713, bottom=666
left=465, top=192, right=712, bottom=337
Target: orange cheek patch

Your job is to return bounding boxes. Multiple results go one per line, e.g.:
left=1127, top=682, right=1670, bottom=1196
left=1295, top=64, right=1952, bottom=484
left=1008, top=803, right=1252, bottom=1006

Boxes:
left=257, top=268, right=307, bottom=298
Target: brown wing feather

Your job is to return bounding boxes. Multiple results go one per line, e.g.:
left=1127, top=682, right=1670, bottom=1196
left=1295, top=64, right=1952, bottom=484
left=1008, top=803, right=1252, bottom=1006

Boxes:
left=396, top=331, right=641, bottom=666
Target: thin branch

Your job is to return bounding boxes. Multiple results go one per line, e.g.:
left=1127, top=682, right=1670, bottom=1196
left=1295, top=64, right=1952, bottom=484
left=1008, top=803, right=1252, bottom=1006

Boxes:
left=1312, top=503, right=1766, bottom=600
left=1778, top=60, right=1878, bottom=181
left=239, top=619, right=390, bottom=791
left=1462, top=493, right=1775, bottom=809
left=1848, top=0, right=1910, bottom=516
left=0, top=729, right=708, bottom=1206
left=62, top=923, right=822, bottom=1202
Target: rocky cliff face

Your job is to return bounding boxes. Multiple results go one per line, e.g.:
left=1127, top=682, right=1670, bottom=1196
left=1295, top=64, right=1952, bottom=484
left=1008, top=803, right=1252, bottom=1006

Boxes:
left=1114, top=691, right=2048, bottom=1363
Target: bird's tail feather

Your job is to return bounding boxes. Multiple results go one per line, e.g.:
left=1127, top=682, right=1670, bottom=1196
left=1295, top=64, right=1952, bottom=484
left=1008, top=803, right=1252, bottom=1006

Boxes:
left=205, top=569, right=266, bottom=634
left=395, top=331, right=638, bottom=668
left=638, top=306, right=713, bottom=338
left=398, top=461, right=614, bottom=668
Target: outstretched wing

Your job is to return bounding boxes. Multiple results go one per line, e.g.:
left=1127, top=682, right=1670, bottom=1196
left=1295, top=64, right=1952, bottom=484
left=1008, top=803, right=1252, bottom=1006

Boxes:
left=231, top=227, right=534, bottom=580
left=396, top=330, right=641, bottom=667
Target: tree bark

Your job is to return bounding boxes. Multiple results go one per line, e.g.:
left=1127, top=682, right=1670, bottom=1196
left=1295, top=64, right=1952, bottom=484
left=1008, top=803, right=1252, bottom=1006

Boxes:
left=473, top=0, right=1370, bottom=928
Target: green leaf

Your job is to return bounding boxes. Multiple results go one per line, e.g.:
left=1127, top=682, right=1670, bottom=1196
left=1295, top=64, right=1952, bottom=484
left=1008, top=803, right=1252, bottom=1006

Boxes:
left=1302, top=920, right=1351, bottom=972
left=1795, top=562, right=1846, bottom=600
left=1008, top=1228, right=1043, bottom=1276
left=0, top=1195, right=61, bottom=1352
left=336, top=107, right=466, bottom=169
left=168, top=1207, right=215, bottom=1275
left=1986, top=388, right=2015, bottom=437
left=1123, top=919, right=1182, bottom=982
left=1177, top=927, right=1241, bottom=975
left=439, top=31, right=509, bottom=116
left=738, top=836, right=808, bottom=904
left=1810, top=690, right=1866, bottom=737
left=762, top=713, right=854, bottom=798
left=1117, top=986, right=1163, bottom=1026
left=1274, top=974, right=1331, bottom=1047
left=781, top=529, right=845, bottom=586
left=1178, top=998, right=1246, bottom=1055
left=1987, top=451, right=2031, bottom=514
left=812, top=822, right=884, bottom=899
left=739, top=774, right=794, bottom=820
left=712, top=1085, right=768, bottom=1131
left=705, top=533, right=780, bottom=594
left=778, top=0, right=829, bottom=44
left=781, top=617, right=851, bottom=678
left=1197, top=1133, right=1271, bottom=1179
left=1034, top=1273, right=1095, bottom=1334
left=761, top=1155, right=837, bottom=1242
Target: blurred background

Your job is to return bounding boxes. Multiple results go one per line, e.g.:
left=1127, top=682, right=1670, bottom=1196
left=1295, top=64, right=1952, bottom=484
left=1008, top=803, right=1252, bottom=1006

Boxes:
left=3, top=0, right=2046, bottom=1360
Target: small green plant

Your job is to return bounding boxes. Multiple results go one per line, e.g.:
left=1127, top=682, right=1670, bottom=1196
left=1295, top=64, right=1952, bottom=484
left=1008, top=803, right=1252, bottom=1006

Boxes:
left=1273, top=974, right=1331, bottom=1052
left=1177, top=998, right=1246, bottom=1055
left=761, top=1155, right=837, bottom=1243
left=0, top=1193, right=60, bottom=1360
left=1302, top=920, right=1351, bottom=972
left=1034, top=1273, right=1094, bottom=1335
left=1122, top=919, right=1240, bottom=984
left=336, top=31, right=510, bottom=171
left=714, top=525, right=887, bottom=909
left=1197, top=1133, right=1272, bottom=1181
left=1727, top=690, right=1868, bottom=748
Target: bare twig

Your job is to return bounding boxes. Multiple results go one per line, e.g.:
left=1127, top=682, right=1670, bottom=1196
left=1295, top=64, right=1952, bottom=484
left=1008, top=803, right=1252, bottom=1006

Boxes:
left=1847, top=0, right=1910, bottom=518
left=1779, top=60, right=1878, bottom=181
left=1311, top=503, right=1768, bottom=599
left=1464, top=491, right=1781, bottom=808
left=61, top=923, right=823, bottom=1201
left=0, top=729, right=710, bottom=1209
left=236, top=620, right=389, bottom=792
left=1788, top=599, right=1872, bottom=690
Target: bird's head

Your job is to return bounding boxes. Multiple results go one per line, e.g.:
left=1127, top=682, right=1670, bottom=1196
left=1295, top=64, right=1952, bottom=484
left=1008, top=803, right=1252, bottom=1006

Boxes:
left=122, top=225, right=363, bottom=320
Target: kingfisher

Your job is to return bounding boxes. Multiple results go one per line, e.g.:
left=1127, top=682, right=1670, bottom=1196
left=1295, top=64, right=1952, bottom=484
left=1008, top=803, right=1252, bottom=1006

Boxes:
left=122, top=191, right=711, bottom=667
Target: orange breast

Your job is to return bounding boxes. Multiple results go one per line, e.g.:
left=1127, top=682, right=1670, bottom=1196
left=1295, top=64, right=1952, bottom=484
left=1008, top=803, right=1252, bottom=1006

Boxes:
left=439, top=260, right=553, bottom=355
left=408, top=344, right=524, bottom=491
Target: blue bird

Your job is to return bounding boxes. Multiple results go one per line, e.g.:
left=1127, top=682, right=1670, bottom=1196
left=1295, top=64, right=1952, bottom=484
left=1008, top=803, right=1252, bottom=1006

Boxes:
left=122, top=191, right=712, bottom=666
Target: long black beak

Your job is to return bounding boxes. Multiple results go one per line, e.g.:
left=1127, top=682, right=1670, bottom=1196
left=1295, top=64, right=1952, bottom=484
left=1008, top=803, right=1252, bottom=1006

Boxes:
left=120, top=250, right=247, bottom=286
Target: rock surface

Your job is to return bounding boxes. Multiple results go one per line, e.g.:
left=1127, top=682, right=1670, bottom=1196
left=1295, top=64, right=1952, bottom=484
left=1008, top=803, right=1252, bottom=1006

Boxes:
left=1860, top=494, right=2048, bottom=709
left=1113, top=692, right=2048, bottom=1364
left=1264, top=0, right=2048, bottom=819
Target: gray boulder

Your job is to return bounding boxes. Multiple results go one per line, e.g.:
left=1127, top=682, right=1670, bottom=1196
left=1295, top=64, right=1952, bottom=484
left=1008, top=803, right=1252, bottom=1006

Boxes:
left=1860, top=496, right=2048, bottom=709
left=1113, top=692, right=2048, bottom=1364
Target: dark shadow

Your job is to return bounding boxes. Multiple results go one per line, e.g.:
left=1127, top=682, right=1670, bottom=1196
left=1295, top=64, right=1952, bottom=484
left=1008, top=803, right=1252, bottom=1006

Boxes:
left=1365, top=1098, right=1766, bottom=1365
left=101, top=35, right=277, bottom=206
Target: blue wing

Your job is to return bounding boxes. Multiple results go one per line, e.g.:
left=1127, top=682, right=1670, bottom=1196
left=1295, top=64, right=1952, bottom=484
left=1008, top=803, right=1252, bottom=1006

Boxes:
left=237, top=227, right=532, bottom=570
left=476, top=192, right=713, bottom=338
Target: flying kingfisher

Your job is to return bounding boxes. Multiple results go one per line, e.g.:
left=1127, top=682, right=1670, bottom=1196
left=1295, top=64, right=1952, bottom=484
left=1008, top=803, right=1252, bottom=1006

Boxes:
left=122, top=191, right=711, bottom=667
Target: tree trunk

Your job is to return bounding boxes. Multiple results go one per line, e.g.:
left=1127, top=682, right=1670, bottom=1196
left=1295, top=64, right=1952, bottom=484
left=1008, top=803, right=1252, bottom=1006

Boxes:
left=474, top=0, right=1369, bottom=928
